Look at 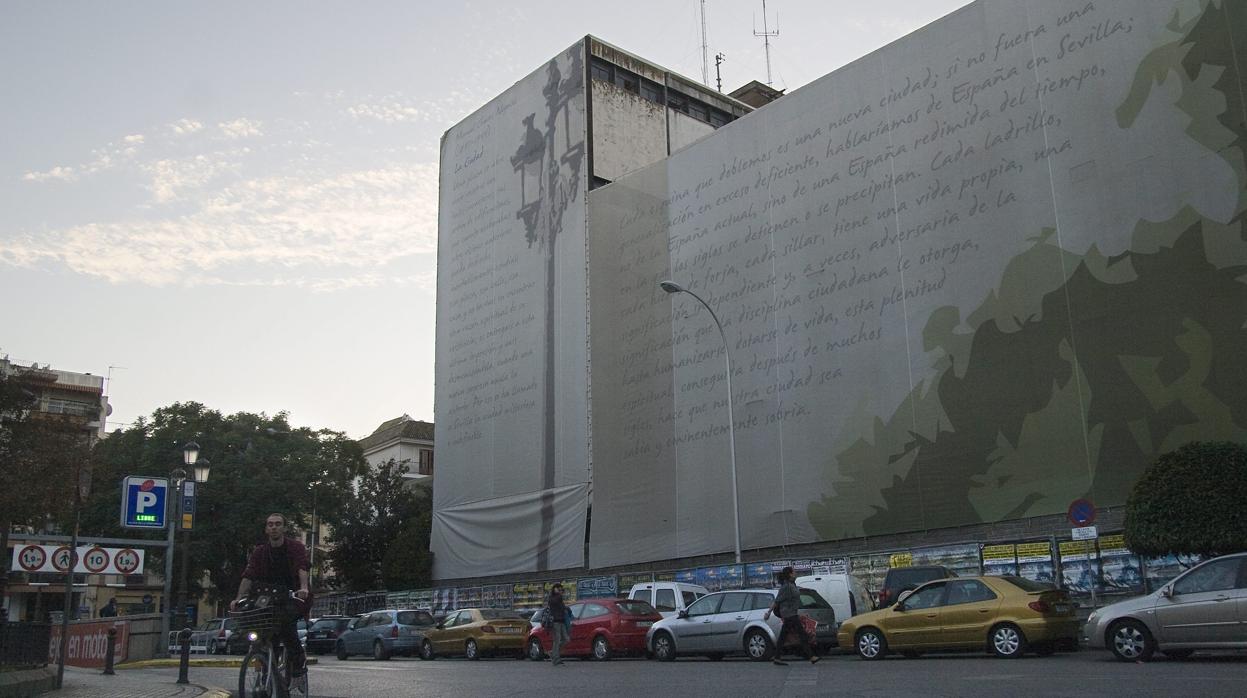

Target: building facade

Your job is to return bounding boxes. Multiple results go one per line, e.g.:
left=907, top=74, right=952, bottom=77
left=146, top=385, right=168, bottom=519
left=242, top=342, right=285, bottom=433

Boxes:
left=434, top=2, right=1247, bottom=582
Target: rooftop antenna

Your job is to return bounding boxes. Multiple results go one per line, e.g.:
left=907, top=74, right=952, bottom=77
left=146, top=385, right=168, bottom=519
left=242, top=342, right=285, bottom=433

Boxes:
left=105, top=365, right=127, bottom=395
left=700, top=0, right=710, bottom=87
left=753, top=0, right=780, bottom=86
left=715, top=52, right=726, bottom=92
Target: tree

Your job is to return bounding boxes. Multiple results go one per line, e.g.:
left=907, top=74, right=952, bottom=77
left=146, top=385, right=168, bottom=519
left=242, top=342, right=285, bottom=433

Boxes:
left=328, top=459, right=432, bottom=591
left=74, top=402, right=366, bottom=608
left=1124, top=441, right=1247, bottom=557
left=0, top=366, right=90, bottom=611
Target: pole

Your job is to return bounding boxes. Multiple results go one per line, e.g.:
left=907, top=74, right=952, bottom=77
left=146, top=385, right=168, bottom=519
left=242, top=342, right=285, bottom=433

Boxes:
left=55, top=502, right=81, bottom=689
left=178, top=511, right=190, bottom=632
left=160, top=479, right=177, bottom=657
left=669, top=286, right=741, bottom=564
left=310, top=488, right=317, bottom=586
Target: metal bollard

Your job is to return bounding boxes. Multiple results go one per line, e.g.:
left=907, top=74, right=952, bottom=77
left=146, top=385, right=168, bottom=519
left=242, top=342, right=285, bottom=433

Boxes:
left=176, top=628, right=192, bottom=684
left=102, top=628, right=117, bottom=675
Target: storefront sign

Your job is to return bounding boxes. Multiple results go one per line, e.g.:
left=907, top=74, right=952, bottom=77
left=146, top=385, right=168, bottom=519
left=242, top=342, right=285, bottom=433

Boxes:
left=48, top=620, right=128, bottom=668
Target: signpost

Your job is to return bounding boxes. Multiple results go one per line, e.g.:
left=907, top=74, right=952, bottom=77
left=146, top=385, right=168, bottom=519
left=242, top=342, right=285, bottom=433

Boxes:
left=121, top=477, right=169, bottom=530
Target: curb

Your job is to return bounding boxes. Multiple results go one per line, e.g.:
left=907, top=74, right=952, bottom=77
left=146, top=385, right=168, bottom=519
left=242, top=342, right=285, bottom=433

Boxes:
left=198, top=688, right=231, bottom=698
left=118, top=657, right=321, bottom=670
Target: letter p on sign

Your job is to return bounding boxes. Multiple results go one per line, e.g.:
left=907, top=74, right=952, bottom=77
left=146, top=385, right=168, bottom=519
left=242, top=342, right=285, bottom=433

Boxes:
left=122, top=476, right=168, bottom=529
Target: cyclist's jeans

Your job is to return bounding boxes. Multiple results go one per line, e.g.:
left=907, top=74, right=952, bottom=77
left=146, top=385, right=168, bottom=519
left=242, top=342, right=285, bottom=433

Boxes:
left=279, top=622, right=306, bottom=676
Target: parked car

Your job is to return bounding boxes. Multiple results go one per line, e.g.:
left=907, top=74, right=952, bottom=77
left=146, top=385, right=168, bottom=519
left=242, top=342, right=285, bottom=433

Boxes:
left=838, top=575, right=1078, bottom=660
left=625, top=582, right=709, bottom=618
left=646, top=587, right=836, bottom=661
left=1084, top=552, right=1247, bottom=662
left=527, top=598, right=661, bottom=661
left=306, top=616, right=354, bottom=655
left=336, top=609, right=435, bottom=660
left=877, top=566, right=957, bottom=608
left=419, top=608, right=531, bottom=660
left=795, top=573, right=874, bottom=636
left=170, top=617, right=238, bottom=655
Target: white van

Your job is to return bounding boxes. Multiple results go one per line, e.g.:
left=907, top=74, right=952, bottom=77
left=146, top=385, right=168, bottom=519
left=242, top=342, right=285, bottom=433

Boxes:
left=795, top=573, right=873, bottom=627
left=626, top=582, right=710, bottom=619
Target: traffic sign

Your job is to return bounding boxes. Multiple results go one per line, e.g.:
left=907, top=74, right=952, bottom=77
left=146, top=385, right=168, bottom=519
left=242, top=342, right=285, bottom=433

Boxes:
left=121, top=476, right=169, bottom=530
left=16, top=544, right=46, bottom=572
left=114, top=549, right=141, bottom=575
left=1067, top=498, right=1096, bottom=526
left=82, top=547, right=110, bottom=574
left=1072, top=525, right=1099, bottom=541
left=10, top=544, right=145, bottom=575
left=51, top=546, right=75, bottom=572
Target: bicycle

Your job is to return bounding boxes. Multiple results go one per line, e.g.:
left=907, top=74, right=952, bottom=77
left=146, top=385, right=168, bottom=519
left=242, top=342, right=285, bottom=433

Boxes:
left=231, top=586, right=309, bottom=698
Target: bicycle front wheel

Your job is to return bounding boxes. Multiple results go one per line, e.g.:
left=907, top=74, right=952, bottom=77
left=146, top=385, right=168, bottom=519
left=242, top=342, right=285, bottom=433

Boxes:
left=239, top=648, right=269, bottom=698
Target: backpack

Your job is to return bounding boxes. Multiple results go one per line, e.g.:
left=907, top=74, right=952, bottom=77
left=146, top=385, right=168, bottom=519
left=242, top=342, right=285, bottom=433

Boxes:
left=539, top=607, right=553, bottom=630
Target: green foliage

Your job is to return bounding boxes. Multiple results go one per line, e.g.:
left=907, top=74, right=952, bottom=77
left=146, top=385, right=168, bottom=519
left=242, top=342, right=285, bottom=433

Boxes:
left=0, top=368, right=85, bottom=530
left=1124, top=441, right=1247, bottom=557
left=328, top=459, right=432, bottom=592
left=75, top=402, right=366, bottom=604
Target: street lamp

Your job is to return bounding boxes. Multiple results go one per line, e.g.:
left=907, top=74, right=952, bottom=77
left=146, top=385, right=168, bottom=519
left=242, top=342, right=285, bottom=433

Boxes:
left=175, top=443, right=209, bottom=635
left=659, top=280, right=741, bottom=564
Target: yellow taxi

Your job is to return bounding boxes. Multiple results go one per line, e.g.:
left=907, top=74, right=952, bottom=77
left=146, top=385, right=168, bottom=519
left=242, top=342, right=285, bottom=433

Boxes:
left=418, top=608, right=531, bottom=660
left=837, top=575, right=1078, bottom=659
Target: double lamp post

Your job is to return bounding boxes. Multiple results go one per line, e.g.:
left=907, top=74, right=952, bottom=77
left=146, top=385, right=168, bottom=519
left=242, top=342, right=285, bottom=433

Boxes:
left=162, top=442, right=210, bottom=644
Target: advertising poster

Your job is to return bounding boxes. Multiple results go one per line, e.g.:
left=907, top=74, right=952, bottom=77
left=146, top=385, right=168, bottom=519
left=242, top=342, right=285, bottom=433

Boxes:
left=1016, top=541, right=1055, bottom=585
left=481, top=584, right=513, bottom=608
left=745, top=563, right=776, bottom=587
left=1097, top=535, right=1144, bottom=593
left=457, top=587, right=483, bottom=607
left=981, top=544, right=1018, bottom=576
left=1143, top=553, right=1204, bottom=592
left=849, top=553, right=894, bottom=602
left=674, top=569, right=696, bottom=584
left=1059, top=540, right=1098, bottom=594
left=617, top=572, right=653, bottom=596
left=695, top=566, right=721, bottom=591
left=791, top=558, right=848, bottom=576
left=576, top=576, right=618, bottom=599
left=655, top=570, right=677, bottom=582
left=912, top=544, right=981, bottom=577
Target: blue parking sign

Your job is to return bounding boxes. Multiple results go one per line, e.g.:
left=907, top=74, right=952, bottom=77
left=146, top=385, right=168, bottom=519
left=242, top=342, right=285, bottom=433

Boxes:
left=121, top=476, right=169, bottom=529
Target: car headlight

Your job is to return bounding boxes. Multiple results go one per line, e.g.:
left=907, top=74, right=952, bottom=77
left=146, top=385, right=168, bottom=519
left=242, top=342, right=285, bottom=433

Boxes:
left=247, top=632, right=259, bottom=642
left=1086, top=611, right=1098, bottom=624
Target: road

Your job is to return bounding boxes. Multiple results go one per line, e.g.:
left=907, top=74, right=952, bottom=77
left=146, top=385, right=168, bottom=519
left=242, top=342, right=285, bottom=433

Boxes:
left=143, top=648, right=1246, bottom=697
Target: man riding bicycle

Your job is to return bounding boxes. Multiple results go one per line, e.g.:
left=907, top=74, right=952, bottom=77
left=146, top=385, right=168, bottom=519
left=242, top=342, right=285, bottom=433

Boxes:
left=230, top=513, right=312, bottom=683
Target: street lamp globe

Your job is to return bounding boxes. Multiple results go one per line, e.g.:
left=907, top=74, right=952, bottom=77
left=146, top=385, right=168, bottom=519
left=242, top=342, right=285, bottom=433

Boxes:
left=659, top=280, right=685, bottom=294
left=182, top=441, right=200, bottom=467
left=192, top=457, right=211, bottom=484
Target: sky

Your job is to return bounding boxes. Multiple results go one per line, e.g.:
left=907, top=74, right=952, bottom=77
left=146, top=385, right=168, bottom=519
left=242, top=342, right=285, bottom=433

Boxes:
left=0, top=0, right=969, bottom=439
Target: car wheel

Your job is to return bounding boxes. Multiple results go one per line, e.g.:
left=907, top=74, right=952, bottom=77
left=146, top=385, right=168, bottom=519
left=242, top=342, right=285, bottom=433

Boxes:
left=336, top=641, right=349, bottom=661
left=651, top=632, right=676, bottom=662
left=527, top=638, right=544, bottom=661
left=1162, top=649, right=1194, bottom=660
left=592, top=635, right=612, bottom=661
left=465, top=639, right=480, bottom=660
left=373, top=640, right=390, bottom=661
left=989, top=623, right=1027, bottom=658
left=1109, top=619, right=1155, bottom=662
left=420, top=639, right=435, bottom=661
left=856, top=628, right=888, bottom=661
left=744, top=629, right=774, bottom=661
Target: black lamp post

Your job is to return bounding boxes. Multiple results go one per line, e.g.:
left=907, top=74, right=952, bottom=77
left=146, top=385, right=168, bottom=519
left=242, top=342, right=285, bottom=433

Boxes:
left=175, top=442, right=209, bottom=632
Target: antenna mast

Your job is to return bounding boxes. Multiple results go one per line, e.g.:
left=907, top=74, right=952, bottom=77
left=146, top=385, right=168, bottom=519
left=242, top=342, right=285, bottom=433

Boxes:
left=700, top=0, right=710, bottom=86
left=715, top=52, right=726, bottom=92
left=753, top=0, right=780, bottom=85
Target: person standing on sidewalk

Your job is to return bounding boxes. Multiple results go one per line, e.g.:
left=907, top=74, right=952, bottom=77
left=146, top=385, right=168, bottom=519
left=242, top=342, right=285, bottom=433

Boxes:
left=546, top=583, right=572, bottom=666
left=764, top=566, right=819, bottom=666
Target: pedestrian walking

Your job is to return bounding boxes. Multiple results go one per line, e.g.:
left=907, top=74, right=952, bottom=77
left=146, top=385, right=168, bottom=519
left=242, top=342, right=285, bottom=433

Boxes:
left=98, top=598, right=117, bottom=618
left=764, top=566, right=819, bottom=666
left=546, top=583, right=572, bottom=666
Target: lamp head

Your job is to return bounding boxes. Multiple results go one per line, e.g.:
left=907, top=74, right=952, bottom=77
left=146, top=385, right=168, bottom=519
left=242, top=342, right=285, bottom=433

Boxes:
left=192, top=458, right=211, bottom=484
left=182, top=442, right=200, bottom=466
left=659, top=280, right=685, bottom=294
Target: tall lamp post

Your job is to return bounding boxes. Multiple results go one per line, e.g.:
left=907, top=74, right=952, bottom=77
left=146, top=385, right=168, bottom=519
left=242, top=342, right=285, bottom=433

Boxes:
left=659, top=280, right=741, bottom=564
left=174, top=443, right=210, bottom=633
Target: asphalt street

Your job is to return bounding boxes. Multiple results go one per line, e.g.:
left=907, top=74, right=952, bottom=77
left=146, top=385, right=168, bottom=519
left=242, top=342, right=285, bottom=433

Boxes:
left=134, top=647, right=1247, bottom=697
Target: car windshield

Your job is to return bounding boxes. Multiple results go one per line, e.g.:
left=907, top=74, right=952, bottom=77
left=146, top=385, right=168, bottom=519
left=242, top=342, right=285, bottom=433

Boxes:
left=616, top=601, right=656, bottom=616
left=310, top=619, right=341, bottom=631
left=196, top=620, right=218, bottom=631
left=397, top=611, right=435, bottom=626
left=999, top=576, right=1055, bottom=592
left=479, top=609, right=520, bottom=620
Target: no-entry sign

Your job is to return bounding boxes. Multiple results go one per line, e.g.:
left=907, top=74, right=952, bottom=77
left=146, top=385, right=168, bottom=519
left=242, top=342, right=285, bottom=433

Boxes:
left=1067, top=498, right=1096, bottom=526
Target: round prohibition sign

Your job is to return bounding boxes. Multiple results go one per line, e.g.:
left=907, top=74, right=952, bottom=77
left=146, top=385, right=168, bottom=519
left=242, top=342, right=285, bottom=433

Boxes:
left=83, top=547, right=110, bottom=574
left=17, top=545, right=46, bottom=572
left=113, top=548, right=141, bottom=575
left=51, top=546, right=76, bottom=572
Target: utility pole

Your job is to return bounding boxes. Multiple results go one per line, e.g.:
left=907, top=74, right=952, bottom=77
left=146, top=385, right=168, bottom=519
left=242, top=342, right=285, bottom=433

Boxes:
left=715, top=52, right=726, bottom=92
left=754, top=0, right=780, bottom=85
left=700, top=0, right=710, bottom=87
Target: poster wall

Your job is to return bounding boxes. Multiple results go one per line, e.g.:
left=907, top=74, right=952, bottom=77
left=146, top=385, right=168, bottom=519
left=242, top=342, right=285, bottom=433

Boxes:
left=587, top=0, right=1247, bottom=568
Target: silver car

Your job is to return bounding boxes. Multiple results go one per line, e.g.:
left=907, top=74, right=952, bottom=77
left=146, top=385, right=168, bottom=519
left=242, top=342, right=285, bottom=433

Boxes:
left=646, top=588, right=836, bottom=661
left=1084, top=552, right=1247, bottom=661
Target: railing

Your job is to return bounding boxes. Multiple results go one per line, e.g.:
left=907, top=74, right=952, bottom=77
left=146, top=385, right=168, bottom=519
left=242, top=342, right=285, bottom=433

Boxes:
left=0, top=622, right=51, bottom=668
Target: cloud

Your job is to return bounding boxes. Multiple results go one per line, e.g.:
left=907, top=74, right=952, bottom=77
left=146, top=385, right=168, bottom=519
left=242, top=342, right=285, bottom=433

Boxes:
left=23, top=166, right=78, bottom=183
left=171, top=118, right=204, bottom=135
left=123, top=134, right=145, bottom=144
left=219, top=118, right=262, bottom=139
left=2, top=163, right=440, bottom=291
left=142, top=153, right=239, bottom=203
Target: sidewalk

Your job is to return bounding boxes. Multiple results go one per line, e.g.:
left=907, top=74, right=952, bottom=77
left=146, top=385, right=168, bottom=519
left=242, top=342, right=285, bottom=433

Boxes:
left=46, top=667, right=228, bottom=698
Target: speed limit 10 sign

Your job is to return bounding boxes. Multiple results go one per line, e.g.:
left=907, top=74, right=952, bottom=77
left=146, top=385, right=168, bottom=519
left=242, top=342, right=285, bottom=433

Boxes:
left=9, top=544, right=145, bottom=575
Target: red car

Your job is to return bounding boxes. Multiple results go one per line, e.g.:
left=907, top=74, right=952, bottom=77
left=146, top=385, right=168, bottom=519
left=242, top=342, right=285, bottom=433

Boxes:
left=526, top=598, right=661, bottom=660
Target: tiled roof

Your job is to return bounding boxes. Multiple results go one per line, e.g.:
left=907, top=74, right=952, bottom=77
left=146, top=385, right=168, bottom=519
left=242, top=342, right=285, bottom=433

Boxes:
left=359, top=414, right=434, bottom=452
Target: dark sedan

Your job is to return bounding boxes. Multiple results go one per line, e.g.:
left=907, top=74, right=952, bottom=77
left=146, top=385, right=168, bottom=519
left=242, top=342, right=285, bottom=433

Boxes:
left=306, top=616, right=355, bottom=655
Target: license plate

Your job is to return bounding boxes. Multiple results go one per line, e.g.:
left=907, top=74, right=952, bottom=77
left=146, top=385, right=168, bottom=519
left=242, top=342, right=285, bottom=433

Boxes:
left=1055, top=604, right=1070, bottom=614
left=499, top=627, right=520, bottom=634
left=637, top=621, right=653, bottom=628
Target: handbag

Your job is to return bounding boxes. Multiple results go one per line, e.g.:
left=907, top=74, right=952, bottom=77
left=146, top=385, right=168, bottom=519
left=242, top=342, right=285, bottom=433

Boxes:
left=539, top=606, right=553, bottom=630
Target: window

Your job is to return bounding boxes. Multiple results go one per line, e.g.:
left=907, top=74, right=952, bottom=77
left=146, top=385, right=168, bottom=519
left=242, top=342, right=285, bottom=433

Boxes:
left=1174, top=558, right=1243, bottom=594
left=398, top=611, right=434, bottom=625
left=900, top=582, right=946, bottom=610
left=687, top=101, right=709, bottom=122
left=681, top=590, right=699, bottom=606
left=615, top=601, right=654, bottom=616
left=654, top=589, right=675, bottom=612
left=591, top=57, right=613, bottom=83
left=630, top=588, right=649, bottom=601
left=717, top=593, right=749, bottom=614
left=685, top=594, right=722, bottom=617
left=580, top=603, right=609, bottom=619
left=945, top=580, right=997, bottom=605
left=640, top=80, right=664, bottom=104
left=799, top=590, right=832, bottom=609
left=999, top=576, right=1054, bottom=593
left=615, top=71, right=639, bottom=94
left=750, top=593, right=775, bottom=611
left=419, top=449, right=433, bottom=476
